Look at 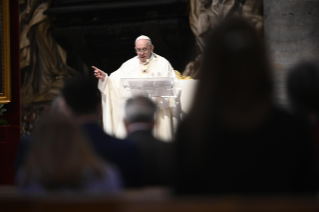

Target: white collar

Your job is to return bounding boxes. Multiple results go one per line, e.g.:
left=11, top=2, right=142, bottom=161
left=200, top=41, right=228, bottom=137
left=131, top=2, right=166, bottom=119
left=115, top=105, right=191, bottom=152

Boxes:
left=138, top=52, right=156, bottom=65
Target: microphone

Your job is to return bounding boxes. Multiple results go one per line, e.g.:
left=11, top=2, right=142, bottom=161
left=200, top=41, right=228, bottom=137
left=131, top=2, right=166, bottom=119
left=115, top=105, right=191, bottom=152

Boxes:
left=142, top=59, right=150, bottom=65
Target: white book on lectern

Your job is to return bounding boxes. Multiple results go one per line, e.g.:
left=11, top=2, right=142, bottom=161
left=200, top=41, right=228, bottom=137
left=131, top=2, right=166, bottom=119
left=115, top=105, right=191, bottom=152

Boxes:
left=121, top=77, right=176, bottom=98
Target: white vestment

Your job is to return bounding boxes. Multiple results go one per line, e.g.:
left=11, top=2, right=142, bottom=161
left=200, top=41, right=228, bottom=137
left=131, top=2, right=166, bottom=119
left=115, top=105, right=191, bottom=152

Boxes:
left=98, top=53, right=181, bottom=141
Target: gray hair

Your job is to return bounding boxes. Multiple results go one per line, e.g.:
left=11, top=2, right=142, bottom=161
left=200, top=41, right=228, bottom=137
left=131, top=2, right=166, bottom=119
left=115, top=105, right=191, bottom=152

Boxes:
left=135, top=35, right=152, bottom=46
left=124, top=96, right=157, bottom=123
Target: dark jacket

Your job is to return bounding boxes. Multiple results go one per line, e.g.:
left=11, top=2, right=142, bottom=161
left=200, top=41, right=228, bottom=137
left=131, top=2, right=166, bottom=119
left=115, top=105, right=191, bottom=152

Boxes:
left=174, top=108, right=319, bottom=195
left=127, top=129, right=172, bottom=187
left=15, top=122, right=142, bottom=188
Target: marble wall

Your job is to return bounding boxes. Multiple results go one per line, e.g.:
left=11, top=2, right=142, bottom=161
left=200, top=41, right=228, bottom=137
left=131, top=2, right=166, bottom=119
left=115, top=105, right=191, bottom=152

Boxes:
left=264, top=0, right=319, bottom=106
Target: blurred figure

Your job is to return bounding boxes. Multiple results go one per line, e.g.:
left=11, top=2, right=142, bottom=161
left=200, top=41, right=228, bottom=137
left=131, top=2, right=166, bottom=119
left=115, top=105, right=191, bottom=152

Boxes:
left=124, top=96, right=172, bottom=187
left=61, top=77, right=142, bottom=188
left=174, top=17, right=318, bottom=195
left=14, top=95, right=66, bottom=174
left=286, top=60, right=319, bottom=168
left=16, top=115, right=122, bottom=194
left=286, top=60, right=319, bottom=122
left=16, top=77, right=142, bottom=188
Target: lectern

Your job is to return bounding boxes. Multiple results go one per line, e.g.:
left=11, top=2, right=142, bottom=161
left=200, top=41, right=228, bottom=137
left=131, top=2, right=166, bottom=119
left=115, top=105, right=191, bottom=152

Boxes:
left=121, top=77, right=177, bottom=98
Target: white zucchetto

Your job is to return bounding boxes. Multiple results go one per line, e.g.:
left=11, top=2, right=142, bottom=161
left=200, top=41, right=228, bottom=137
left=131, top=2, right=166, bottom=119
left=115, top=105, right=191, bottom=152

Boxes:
left=135, top=35, right=152, bottom=44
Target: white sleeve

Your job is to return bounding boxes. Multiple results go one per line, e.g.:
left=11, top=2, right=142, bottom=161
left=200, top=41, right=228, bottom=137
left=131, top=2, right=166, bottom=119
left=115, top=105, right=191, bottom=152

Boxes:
left=98, top=74, right=109, bottom=95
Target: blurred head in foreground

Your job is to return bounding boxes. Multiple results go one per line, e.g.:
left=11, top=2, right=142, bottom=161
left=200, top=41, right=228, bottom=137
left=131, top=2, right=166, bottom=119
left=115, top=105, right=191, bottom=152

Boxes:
left=174, top=17, right=318, bottom=195
left=60, top=77, right=102, bottom=122
left=189, top=16, right=272, bottom=132
left=22, top=115, right=107, bottom=190
left=286, top=60, right=319, bottom=121
left=124, top=96, right=157, bottom=133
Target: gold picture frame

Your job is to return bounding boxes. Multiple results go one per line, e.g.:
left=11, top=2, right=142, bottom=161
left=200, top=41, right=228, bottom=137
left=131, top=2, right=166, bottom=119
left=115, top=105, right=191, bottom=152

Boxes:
left=0, top=0, right=10, bottom=103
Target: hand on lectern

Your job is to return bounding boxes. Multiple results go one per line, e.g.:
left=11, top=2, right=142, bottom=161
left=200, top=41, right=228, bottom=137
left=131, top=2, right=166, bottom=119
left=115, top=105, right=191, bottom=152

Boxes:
left=92, top=66, right=107, bottom=81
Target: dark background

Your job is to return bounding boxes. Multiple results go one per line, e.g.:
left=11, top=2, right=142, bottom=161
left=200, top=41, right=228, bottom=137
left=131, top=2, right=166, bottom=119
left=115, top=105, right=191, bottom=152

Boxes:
left=44, top=0, right=196, bottom=76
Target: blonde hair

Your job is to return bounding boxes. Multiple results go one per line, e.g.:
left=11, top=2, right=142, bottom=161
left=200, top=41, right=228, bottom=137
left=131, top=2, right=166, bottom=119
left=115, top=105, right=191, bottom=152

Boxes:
left=24, top=115, right=106, bottom=189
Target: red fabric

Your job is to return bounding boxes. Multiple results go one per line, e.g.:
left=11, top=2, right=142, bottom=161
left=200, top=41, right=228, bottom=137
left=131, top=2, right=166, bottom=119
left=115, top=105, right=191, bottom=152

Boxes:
left=1, top=0, right=21, bottom=127
left=0, top=0, right=21, bottom=185
left=0, top=126, right=20, bottom=185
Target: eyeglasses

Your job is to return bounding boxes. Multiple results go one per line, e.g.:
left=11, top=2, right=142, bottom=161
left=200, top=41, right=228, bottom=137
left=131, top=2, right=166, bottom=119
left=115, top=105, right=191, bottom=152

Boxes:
left=135, top=48, right=148, bottom=53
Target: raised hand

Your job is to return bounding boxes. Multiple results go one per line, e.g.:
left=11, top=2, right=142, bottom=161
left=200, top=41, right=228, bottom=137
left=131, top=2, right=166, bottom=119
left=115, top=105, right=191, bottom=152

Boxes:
left=92, top=66, right=107, bottom=81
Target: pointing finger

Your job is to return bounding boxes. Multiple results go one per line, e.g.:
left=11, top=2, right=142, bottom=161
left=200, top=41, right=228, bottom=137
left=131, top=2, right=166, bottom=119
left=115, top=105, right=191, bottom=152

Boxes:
left=92, top=66, right=100, bottom=70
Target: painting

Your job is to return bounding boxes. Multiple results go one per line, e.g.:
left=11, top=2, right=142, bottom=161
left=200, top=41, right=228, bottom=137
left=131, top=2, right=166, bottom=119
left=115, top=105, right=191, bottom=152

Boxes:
left=0, top=0, right=10, bottom=103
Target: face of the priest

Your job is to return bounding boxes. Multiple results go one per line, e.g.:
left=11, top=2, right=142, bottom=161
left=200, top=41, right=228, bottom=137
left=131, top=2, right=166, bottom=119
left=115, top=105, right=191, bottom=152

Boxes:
left=135, top=39, right=154, bottom=63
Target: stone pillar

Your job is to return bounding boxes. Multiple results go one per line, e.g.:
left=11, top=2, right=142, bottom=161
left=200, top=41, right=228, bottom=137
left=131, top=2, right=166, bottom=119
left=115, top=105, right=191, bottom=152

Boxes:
left=263, top=0, right=319, bottom=106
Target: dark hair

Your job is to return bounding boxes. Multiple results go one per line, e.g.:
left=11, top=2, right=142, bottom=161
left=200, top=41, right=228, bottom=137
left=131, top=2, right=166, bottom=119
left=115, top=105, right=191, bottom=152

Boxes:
left=286, top=60, right=319, bottom=118
left=187, top=16, right=272, bottom=132
left=176, top=16, right=274, bottom=172
left=173, top=17, right=319, bottom=195
left=62, top=77, right=101, bottom=116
